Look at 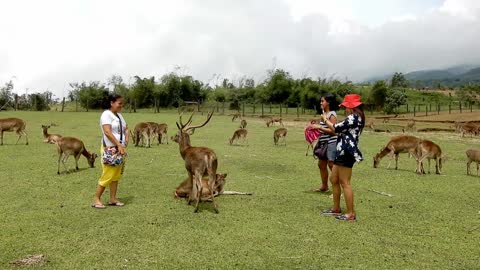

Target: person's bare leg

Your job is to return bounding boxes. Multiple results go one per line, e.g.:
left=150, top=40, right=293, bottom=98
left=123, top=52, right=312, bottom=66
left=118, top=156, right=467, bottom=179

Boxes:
left=109, top=181, right=121, bottom=204
left=317, top=160, right=329, bottom=191
left=330, top=165, right=341, bottom=211
left=338, top=166, right=354, bottom=216
left=94, top=185, right=106, bottom=205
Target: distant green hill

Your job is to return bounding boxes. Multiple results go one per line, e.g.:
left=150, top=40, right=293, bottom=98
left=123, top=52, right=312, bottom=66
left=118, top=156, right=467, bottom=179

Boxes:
left=365, top=64, right=480, bottom=87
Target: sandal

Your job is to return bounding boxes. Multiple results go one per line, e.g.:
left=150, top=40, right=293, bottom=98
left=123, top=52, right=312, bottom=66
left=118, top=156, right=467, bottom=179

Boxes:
left=108, top=201, right=125, bottom=207
left=313, top=188, right=329, bottom=192
left=335, top=214, right=356, bottom=222
left=322, top=208, right=342, bottom=216
left=91, top=203, right=106, bottom=209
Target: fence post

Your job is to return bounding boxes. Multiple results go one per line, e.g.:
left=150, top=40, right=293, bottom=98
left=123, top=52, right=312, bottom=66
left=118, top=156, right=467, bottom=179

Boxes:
left=449, top=103, right=451, bottom=114
left=429, top=103, right=432, bottom=112
left=242, top=103, right=245, bottom=117
left=86, top=99, right=89, bottom=112
left=471, top=102, right=473, bottom=113
left=460, top=102, right=462, bottom=113
left=297, top=104, right=300, bottom=118
left=413, top=104, right=416, bottom=117
left=406, top=104, right=409, bottom=113
left=253, top=103, right=256, bottom=115
left=425, top=104, right=428, bottom=116
left=261, top=103, right=264, bottom=117
left=280, top=103, right=282, bottom=117
left=437, top=104, right=440, bottom=115
left=61, top=97, right=66, bottom=112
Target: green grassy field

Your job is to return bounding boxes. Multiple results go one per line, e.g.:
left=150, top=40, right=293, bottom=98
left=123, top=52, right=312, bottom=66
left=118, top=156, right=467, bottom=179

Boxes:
left=0, top=111, right=479, bottom=269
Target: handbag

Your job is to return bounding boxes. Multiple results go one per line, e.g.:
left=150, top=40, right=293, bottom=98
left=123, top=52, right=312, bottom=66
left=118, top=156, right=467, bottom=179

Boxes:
left=102, top=113, right=125, bottom=166
left=314, top=141, right=328, bottom=160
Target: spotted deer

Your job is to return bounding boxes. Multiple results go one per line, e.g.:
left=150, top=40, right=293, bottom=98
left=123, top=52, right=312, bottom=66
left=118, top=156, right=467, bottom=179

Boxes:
left=0, top=118, right=28, bottom=145
left=55, top=137, right=97, bottom=174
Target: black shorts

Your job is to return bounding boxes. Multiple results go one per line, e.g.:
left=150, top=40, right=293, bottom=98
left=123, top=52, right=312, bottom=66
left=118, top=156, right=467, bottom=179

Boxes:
left=334, top=152, right=356, bottom=168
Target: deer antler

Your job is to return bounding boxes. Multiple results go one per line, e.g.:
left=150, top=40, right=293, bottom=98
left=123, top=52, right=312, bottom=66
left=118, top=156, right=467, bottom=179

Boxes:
left=178, top=111, right=195, bottom=129
left=184, top=110, right=214, bottom=132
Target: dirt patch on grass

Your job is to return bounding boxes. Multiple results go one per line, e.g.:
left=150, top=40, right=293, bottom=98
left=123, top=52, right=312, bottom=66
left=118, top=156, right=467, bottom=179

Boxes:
left=10, top=254, right=47, bottom=267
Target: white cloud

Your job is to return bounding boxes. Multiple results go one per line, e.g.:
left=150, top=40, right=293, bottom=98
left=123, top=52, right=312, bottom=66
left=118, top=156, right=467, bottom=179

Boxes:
left=0, top=0, right=479, bottom=98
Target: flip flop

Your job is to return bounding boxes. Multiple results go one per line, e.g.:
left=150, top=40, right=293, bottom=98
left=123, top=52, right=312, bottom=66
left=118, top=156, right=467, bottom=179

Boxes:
left=313, top=188, right=329, bottom=192
left=91, top=203, right=106, bottom=209
left=108, top=201, right=125, bottom=207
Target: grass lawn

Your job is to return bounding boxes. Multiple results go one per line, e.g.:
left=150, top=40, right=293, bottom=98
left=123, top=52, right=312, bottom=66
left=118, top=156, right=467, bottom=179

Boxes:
left=0, top=111, right=479, bottom=269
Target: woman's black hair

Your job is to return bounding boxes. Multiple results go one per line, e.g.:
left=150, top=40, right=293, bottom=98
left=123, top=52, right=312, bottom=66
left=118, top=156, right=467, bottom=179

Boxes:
left=323, top=93, right=339, bottom=111
left=101, top=93, right=123, bottom=110
left=352, top=104, right=366, bottom=128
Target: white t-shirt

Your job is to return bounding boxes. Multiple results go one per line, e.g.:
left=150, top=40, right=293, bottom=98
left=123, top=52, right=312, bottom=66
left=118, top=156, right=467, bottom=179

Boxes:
left=100, top=110, right=127, bottom=147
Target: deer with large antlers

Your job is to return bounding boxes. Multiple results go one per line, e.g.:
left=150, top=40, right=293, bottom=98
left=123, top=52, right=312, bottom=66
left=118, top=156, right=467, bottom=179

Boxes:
left=0, top=118, right=28, bottom=145
left=173, top=111, right=219, bottom=213
left=55, top=137, right=97, bottom=174
left=41, top=125, right=62, bottom=144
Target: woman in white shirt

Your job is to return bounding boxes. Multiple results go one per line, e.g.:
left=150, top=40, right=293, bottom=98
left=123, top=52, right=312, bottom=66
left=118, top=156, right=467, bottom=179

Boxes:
left=92, top=94, right=129, bottom=209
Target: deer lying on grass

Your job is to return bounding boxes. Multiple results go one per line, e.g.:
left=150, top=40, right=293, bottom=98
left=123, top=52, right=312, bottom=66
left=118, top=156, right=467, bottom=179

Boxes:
left=41, top=125, right=62, bottom=144
left=133, top=122, right=153, bottom=147
left=229, top=128, right=248, bottom=145
left=466, top=149, right=480, bottom=176
left=373, top=135, right=422, bottom=170
left=232, top=113, right=241, bottom=122
left=0, top=118, right=28, bottom=145
left=55, top=137, right=97, bottom=174
left=274, top=128, right=287, bottom=146
left=415, top=139, right=443, bottom=174
left=175, top=173, right=253, bottom=199
left=240, top=119, right=247, bottom=128
left=173, top=111, right=219, bottom=213
left=266, top=117, right=283, bottom=127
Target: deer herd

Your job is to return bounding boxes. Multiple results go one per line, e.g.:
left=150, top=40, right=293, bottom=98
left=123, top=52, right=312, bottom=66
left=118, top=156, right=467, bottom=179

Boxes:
left=2, top=114, right=480, bottom=213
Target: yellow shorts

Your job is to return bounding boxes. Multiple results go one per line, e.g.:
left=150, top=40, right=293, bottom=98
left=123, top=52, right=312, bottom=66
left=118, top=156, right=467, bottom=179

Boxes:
left=98, top=147, right=125, bottom=187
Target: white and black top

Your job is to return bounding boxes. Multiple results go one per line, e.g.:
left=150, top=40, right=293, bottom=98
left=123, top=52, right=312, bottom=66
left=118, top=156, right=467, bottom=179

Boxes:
left=100, top=110, right=127, bottom=147
left=334, top=113, right=364, bottom=162
left=318, top=111, right=338, bottom=145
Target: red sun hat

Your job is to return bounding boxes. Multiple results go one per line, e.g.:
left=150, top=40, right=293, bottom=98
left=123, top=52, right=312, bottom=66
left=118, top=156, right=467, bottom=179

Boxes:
left=340, top=94, right=362, bottom=109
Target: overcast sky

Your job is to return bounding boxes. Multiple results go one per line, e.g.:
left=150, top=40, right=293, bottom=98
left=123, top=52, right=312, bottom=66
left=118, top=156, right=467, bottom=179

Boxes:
left=1, top=0, right=479, bottom=98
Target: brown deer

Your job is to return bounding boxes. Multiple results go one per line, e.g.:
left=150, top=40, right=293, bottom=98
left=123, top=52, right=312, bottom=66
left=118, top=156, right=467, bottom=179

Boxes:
left=175, top=173, right=227, bottom=200
left=156, top=123, right=168, bottom=144
left=229, top=128, right=248, bottom=145
left=373, top=135, right=422, bottom=170
left=240, top=119, right=247, bottom=128
left=0, top=118, right=28, bottom=145
left=466, top=149, right=480, bottom=176
left=266, top=117, right=283, bottom=127
left=173, top=111, right=219, bottom=213
left=273, top=128, right=287, bottom=146
left=55, top=137, right=97, bottom=174
left=382, top=118, right=390, bottom=123
left=232, top=113, right=241, bottom=122
left=366, top=121, right=375, bottom=130
left=415, top=139, right=443, bottom=174
left=133, top=122, right=153, bottom=147
left=403, top=119, right=416, bottom=133
left=459, top=122, right=479, bottom=137
left=41, top=125, right=62, bottom=144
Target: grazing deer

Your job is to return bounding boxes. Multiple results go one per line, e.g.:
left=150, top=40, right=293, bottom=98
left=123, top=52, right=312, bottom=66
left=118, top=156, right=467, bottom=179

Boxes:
left=273, top=128, right=287, bottom=146
left=41, top=125, right=62, bottom=144
left=460, top=122, right=479, bottom=137
left=133, top=122, right=153, bottom=147
left=415, top=139, right=443, bottom=174
left=146, top=122, right=169, bottom=145
left=366, top=121, right=375, bottom=131
left=267, top=117, right=283, bottom=127
left=55, top=137, right=97, bottom=174
left=0, top=117, right=28, bottom=145
left=466, top=149, right=480, bottom=176
left=173, top=111, right=219, bottom=213
left=229, top=128, right=248, bottom=145
left=373, top=135, right=422, bottom=170
left=232, top=113, right=241, bottom=122
left=240, top=119, right=247, bottom=129
left=175, top=173, right=227, bottom=200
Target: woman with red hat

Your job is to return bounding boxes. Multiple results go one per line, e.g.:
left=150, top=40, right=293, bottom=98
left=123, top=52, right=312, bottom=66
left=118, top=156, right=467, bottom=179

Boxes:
left=320, top=94, right=365, bottom=221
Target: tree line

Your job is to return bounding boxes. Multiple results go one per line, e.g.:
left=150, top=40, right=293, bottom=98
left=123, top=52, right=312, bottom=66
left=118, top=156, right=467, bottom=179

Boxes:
left=1, top=70, right=479, bottom=113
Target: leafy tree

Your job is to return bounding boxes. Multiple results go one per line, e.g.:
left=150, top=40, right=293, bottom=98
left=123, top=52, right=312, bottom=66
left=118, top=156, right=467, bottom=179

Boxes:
left=391, top=72, right=408, bottom=88
left=0, top=80, right=14, bottom=108
left=370, top=80, right=388, bottom=109
left=70, top=81, right=109, bottom=109
left=384, top=88, right=407, bottom=114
